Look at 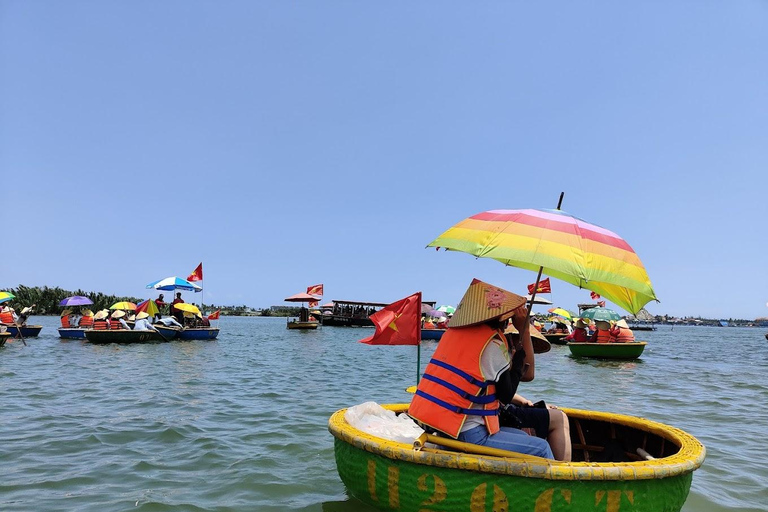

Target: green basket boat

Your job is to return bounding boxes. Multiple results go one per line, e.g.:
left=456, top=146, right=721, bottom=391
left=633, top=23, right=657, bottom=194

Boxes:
left=329, top=403, right=704, bottom=512
left=567, top=342, right=647, bottom=360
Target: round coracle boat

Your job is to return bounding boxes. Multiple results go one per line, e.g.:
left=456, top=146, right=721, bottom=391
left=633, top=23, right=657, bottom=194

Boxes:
left=329, top=404, right=705, bottom=512
left=58, top=327, right=88, bottom=339
left=421, top=329, right=446, bottom=341
left=287, top=320, right=319, bottom=330
left=177, top=327, right=220, bottom=339
left=85, top=329, right=166, bottom=344
left=544, top=333, right=568, bottom=345
left=4, top=325, right=43, bottom=338
left=567, top=342, right=647, bottom=360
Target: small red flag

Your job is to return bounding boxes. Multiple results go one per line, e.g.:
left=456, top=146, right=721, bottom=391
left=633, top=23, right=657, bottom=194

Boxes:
left=207, top=310, right=220, bottom=320
left=360, top=292, right=422, bottom=346
left=590, top=291, right=601, bottom=300
left=187, top=263, right=203, bottom=282
left=597, top=300, right=606, bottom=307
left=307, top=284, right=323, bottom=296
left=527, top=278, right=551, bottom=294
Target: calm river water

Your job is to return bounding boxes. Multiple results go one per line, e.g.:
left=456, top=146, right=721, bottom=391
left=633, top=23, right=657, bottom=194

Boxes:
left=1, top=317, right=766, bottom=511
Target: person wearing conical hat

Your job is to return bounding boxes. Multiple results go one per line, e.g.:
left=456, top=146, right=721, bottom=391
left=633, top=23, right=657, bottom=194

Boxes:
left=564, top=318, right=590, bottom=343
left=592, top=321, right=612, bottom=343
left=133, top=312, right=158, bottom=332
left=60, top=309, right=73, bottom=328
left=408, top=278, right=554, bottom=459
left=609, top=319, right=635, bottom=343
left=110, top=310, right=130, bottom=330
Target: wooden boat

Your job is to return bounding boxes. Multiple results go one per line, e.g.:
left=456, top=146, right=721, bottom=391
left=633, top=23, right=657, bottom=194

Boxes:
left=630, top=324, right=657, bottom=331
left=544, top=333, right=568, bottom=345
left=329, top=403, right=705, bottom=512
left=0, top=332, right=10, bottom=347
left=154, top=325, right=181, bottom=340
left=4, top=325, right=43, bottom=338
left=85, top=329, right=166, bottom=344
left=320, top=300, right=389, bottom=327
left=568, top=341, right=647, bottom=359
left=176, top=327, right=219, bottom=340
left=287, top=320, right=319, bottom=330
left=420, top=328, right=445, bottom=341
left=58, top=327, right=87, bottom=339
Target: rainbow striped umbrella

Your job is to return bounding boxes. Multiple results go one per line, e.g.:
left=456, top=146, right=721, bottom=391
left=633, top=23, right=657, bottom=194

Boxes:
left=427, top=208, right=657, bottom=315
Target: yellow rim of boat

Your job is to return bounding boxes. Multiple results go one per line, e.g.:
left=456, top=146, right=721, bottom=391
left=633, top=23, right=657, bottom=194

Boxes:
left=329, top=404, right=705, bottom=481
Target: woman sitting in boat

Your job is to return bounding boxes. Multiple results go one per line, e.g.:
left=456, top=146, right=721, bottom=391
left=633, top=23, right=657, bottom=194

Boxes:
left=609, top=319, right=635, bottom=343
left=109, top=310, right=130, bottom=330
left=0, top=305, right=17, bottom=325
left=563, top=318, right=590, bottom=342
left=408, top=278, right=554, bottom=459
left=591, top=321, right=613, bottom=343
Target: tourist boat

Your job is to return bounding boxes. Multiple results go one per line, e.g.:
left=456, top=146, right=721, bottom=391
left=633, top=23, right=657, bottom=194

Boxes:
left=85, top=329, right=166, bottom=344
left=544, top=333, right=568, bottom=345
left=4, top=325, right=43, bottom=338
left=629, top=324, right=657, bottom=331
left=58, top=327, right=88, bottom=339
left=567, top=341, right=647, bottom=359
left=287, top=320, right=319, bottom=330
left=0, top=332, right=10, bottom=347
left=176, top=327, right=219, bottom=340
left=329, top=403, right=705, bottom=512
left=420, top=328, right=445, bottom=341
left=320, top=300, right=389, bottom=327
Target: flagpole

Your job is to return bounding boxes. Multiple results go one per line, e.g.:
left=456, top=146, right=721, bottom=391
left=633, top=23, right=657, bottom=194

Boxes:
left=416, top=292, right=422, bottom=384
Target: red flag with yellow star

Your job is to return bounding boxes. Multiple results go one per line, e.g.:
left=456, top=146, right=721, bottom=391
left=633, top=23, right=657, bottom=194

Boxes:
left=360, top=292, right=422, bottom=345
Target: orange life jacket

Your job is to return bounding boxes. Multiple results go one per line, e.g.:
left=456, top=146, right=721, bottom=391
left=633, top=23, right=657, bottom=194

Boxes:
left=594, top=329, right=612, bottom=343
left=61, top=316, right=71, bottom=328
left=93, top=319, right=108, bottom=330
left=612, top=327, right=635, bottom=343
left=408, top=324, right=502, bottom=439
left=0, top=311, right=14, bottom=324
left=110, top=319, right=123, bottom=330
left=423, top=321, right=435, bottom=329
left=79, top=316, right=94, bottom=328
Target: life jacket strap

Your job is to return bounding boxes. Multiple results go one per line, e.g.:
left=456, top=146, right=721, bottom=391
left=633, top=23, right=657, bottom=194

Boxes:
left=415, top=390, right=498, bottom=416
left=429, top=359, right=495, bottom=388
left=421, top=374, right=497, bottom=404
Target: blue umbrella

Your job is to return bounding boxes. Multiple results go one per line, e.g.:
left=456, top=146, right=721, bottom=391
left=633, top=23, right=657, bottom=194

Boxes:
left=146, top=276, right=202, bottom=292
left=59, top=296, right=94, bottom=306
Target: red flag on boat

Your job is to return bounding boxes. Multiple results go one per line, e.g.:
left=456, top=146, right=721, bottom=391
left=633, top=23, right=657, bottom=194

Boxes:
left=597, top=300, right=606, bottom=307
left=187, top=263, right=203, bottom=282
left=360, top=292, right=422, bottom=346
left=527, top=278, right=551, bottom=294
left=207, top=310, right=220, bottom=320
left=306, top=284, right=323, bottom=296
left=590, top=291, right=601, bottom=300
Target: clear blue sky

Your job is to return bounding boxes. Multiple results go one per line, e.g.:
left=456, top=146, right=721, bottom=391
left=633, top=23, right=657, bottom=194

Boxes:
left=2, top=1, right=766, bottom=319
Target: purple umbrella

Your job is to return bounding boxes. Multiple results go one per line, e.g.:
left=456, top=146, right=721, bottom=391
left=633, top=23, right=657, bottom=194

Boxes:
left=59, top=296, right=94, bottom=306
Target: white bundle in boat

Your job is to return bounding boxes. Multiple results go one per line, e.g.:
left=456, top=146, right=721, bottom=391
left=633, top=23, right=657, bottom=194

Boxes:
left=345, top=402, right=425, bottom=444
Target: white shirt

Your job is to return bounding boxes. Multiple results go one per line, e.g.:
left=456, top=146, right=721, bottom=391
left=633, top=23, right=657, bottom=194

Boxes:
left=157, top=317, right=182, bottom=327
left=461, top=335, right=511, bottom=432
left=133, top=318, right=156, bottom=331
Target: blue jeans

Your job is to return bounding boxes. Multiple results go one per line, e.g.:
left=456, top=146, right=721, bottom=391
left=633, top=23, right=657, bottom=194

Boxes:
left=457, top=425, right=554, bottom=459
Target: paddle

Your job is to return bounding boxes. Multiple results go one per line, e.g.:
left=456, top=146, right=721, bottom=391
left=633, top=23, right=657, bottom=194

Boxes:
left=154, top=327, right=170, bottom=342
left=13, top=322, right=27, bottom=346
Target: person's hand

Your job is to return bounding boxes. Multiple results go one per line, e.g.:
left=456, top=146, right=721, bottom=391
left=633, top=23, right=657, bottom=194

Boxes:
left=522, top=399, right=534, bottom=407
left=510, top=306, right=529, bottom=332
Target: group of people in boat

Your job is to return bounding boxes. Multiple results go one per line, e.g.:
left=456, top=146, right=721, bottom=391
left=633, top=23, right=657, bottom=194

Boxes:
left=0, top=303, right=36, bottom=329
left=408, top=279, right=572, bottom=461
left=421, top=314, right=450, bottom=330
left=563, top=318, right=636, bottom=343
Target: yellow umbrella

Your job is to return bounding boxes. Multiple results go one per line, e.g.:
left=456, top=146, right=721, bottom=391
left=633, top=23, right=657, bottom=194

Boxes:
left=110, top=302, right=137, bottom=311
left=174, top=303, right=202, bottom=317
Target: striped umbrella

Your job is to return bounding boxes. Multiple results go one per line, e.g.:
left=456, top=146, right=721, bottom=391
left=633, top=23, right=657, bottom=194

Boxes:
left=0, top=291, right=15, bottom=304
left=427, top=207, right=657, bottom=315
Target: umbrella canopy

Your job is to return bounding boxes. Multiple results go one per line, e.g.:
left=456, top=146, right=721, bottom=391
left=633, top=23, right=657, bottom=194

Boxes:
left=146, top=276, right=202, bottom=292
left=0, top=291, right=15, bottom=304
left=59, top=296, right=94, bottom=307
left=428, top=208, right=657, bottom=314
left=136, top=299, right=160, bottom=317
left=109, top=301, right=137, bottom=311
left=548, top=307, right=573, bottom=321
left=436, top=305, right=456, bottom=314
left=580, top=306, right=621, bottom=322
left=173, top=303, right=202, bottom=317
left=284, top=293, right=321, bottom=303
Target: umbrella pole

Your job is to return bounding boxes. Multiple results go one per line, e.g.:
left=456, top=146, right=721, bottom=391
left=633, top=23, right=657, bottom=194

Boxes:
left=524, top=192, right=565, bottom=327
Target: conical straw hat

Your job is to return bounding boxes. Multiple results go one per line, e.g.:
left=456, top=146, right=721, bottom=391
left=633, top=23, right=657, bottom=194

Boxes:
left=61, top=309, right=72, bottom=317
left=94, top=310, right=109, bottom=320
left=81, top=309, right=93, bottom=317
left=504, top=321, right=551, bottom=354
left=449, top=278, right=527, bottom=329
left=111, top=310, right=126, bottom=319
